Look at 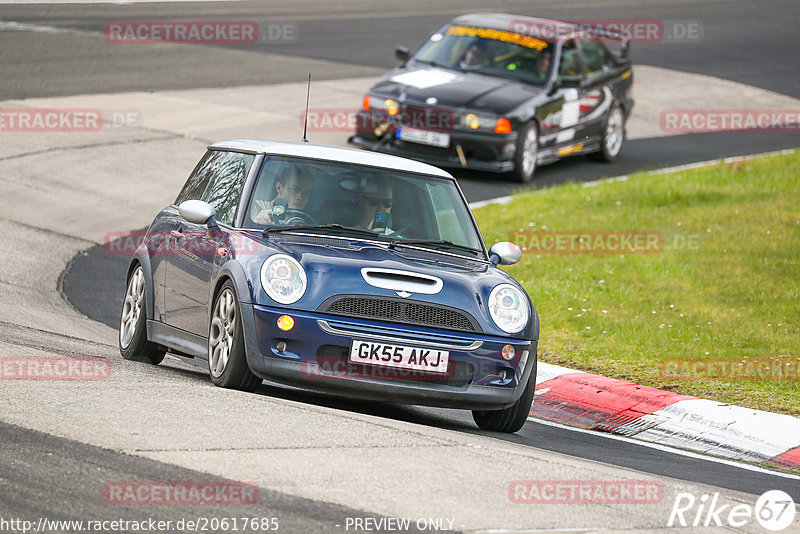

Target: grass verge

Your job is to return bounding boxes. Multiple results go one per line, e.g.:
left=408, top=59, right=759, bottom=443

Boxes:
left=473, top=150, right=800, bottom=416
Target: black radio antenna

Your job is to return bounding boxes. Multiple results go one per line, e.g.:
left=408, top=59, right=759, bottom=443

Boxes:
left=302, top=73, right=311, bottom=143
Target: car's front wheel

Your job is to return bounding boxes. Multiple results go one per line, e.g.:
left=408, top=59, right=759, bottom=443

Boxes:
left=510, top=121, right=539, bottom=183
left=208, top=281, right=261, bottom=391
left=592, top=103, right=625, bottom=162
left=119, top=264, right=166, bottom=364
left=472, top=366, right=536, bottom=433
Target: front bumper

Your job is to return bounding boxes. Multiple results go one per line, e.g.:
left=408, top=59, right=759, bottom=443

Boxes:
left=348, top=110, right=517, bottom=173
left=241, top=303, right=537, bottom=410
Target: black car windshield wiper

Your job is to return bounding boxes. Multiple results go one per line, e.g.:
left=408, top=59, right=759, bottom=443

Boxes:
left=389, top=239, right=483, bottom=256
left=262, top=224, right=385, bottom=239
left=414, top=58, right=457, bottom=71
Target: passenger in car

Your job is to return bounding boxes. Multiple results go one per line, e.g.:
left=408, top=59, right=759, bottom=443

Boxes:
left=357, top=178, right=394, bottom=233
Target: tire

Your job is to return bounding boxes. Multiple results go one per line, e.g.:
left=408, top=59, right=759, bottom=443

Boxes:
left=472, top=362, right=537, bottom=433
left=119, top=264, right=166, bottom=365
left=208, top=281, right=261, bottom=392
left=592, top=103, right=625, bottom=162
left=510, top=121, right=539, bottom=183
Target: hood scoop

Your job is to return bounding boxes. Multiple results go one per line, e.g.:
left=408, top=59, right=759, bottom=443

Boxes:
left=361, top=268, right=442, bottom=295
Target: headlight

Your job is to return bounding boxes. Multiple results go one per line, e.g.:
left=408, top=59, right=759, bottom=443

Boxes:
left=260, top=254, right=307, bottom=305
left=488, top=284, right=529, bottom=334
left=460, top=111, right=496, bottom=130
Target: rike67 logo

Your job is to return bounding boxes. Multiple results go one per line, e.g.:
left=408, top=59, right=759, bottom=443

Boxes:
left=668, top=490, right=796, bottom=531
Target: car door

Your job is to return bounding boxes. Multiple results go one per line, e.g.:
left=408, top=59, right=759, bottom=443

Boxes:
left=573, top=36, right=626, bottom=145
left=165, top=150, right=255, bottom=337
left=538, top=39, right=591, bottom=152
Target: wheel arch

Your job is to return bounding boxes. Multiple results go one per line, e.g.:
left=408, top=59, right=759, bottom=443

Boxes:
left=127, top=248, right=155, bottom=321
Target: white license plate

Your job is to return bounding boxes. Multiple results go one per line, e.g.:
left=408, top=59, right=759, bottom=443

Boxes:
left=397, top=127, right=450, bottom=148
left=349, top=340, right=449, bottom=374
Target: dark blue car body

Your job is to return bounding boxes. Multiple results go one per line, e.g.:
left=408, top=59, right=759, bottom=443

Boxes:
left=122, top=140, right=539, bottom=431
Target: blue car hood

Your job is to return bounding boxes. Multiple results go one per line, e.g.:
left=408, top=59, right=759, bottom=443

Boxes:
left=236, top=233, right=534, bottom=340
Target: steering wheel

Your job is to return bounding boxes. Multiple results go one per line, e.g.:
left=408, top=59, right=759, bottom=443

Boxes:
left=283, top=209, right=318, bottom=226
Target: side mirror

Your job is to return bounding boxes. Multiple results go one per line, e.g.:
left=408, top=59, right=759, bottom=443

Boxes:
left=489, top=242, right=522, bottom=266
left=178, top=200, right=218, bottom=229
left=395, top=46, right=410, bottom=63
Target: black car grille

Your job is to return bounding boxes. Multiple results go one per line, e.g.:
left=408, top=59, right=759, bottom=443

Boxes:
left=318, top=296, right=479, bottom=333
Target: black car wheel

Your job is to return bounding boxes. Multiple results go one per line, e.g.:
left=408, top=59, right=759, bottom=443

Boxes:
left=593, top=103, right=625, bottom=162
left=119, top=264, right=166, bottom=364
left=510, top=121, right=539, bottom=183
left=208, top=281, right=261, bottom=391
left=472, top=362, right=537, bottom=433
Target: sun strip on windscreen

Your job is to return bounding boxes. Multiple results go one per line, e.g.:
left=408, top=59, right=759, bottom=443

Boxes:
left=446, top=25, right=548, bottom=50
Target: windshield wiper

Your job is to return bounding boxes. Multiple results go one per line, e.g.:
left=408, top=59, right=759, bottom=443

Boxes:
left=414, top=58, right=456, bottom=71
left=389, top=239, right=483, bottom=256
left=262, top=224, right=384, bottom=238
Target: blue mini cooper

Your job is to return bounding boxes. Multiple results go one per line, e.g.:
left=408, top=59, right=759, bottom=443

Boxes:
left=119, top=140, right=539, bottom=433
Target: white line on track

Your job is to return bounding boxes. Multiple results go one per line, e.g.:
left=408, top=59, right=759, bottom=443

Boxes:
left=528, top=417, right=800, bottom=481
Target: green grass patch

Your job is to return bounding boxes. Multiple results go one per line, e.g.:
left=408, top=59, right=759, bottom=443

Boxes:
left=474, top=151, right=800, bottom=416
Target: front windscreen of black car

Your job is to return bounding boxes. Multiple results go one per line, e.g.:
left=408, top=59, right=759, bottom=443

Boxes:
left=413, top=25, right=555, bottom=86
left=242, top=155, right=485, bottom=256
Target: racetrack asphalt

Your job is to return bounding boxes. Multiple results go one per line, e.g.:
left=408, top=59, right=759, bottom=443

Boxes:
left=3, top=0, right=800, bottom=531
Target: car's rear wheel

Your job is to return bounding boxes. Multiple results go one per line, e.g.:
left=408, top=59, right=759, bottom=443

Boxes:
left=472, top=365, right=536, bottom=433
left=119, top=264, right=166, bottom=364
left=510, top=121, right=539, bottom=183
left=592, top=103, right=625, bottom=162
left=208, top=281, right=261, bottom=392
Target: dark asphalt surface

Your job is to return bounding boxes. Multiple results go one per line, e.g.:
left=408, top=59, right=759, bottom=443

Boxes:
left=0, top=420, right=439, bottom=534
left=5, top=0, right=800, bottom=524
left=1, top=0, right=798, bottom=98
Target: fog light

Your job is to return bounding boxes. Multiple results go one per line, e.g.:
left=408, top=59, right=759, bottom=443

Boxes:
left=498, top=370, right=507, bottom=380
left=501, top=344, right=516, bottom=360
left=276, top=341, right=287, bottom=352
left=277, top=315, right=294, bottom=331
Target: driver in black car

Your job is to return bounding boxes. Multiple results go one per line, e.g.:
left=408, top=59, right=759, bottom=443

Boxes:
left=252, top=166, right=314, bottom=224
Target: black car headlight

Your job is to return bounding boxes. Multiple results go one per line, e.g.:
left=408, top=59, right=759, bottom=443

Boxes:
left=488, top=284, right=529, bottom=334
left=260, top=254, right=307, bottom=305
left=460, top=112, right=497, bottom=130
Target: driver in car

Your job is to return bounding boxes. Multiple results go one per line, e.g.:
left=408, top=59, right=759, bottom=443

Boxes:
left=252, top=166, right=314, bottom=224
left=458, top=41, right=489, bottom=69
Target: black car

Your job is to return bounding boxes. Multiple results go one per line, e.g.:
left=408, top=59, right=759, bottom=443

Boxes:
left=349, top=13, right=634, bottom=182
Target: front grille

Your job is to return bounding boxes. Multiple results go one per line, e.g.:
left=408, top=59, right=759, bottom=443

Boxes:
left=316, top=345, right=473, bottom=387
left=318, top=295, right=479, bottom=333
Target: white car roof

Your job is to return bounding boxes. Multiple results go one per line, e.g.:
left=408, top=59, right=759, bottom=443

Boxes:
left=210, top=139, right=454, bottom=179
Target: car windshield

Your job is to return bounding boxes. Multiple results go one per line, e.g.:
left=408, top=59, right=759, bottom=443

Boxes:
left=244, top=155, right=485, bottom=258
left=413, top=25, right=555, bottom=86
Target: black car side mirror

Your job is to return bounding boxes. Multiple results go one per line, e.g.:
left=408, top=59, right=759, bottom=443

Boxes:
left=395, top=46, right=410, bottom=63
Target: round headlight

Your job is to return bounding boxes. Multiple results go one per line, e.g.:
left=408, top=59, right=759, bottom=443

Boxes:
left=260, top=254, right=307, bottom=305
left=488, top=284, right=529, bottom=334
